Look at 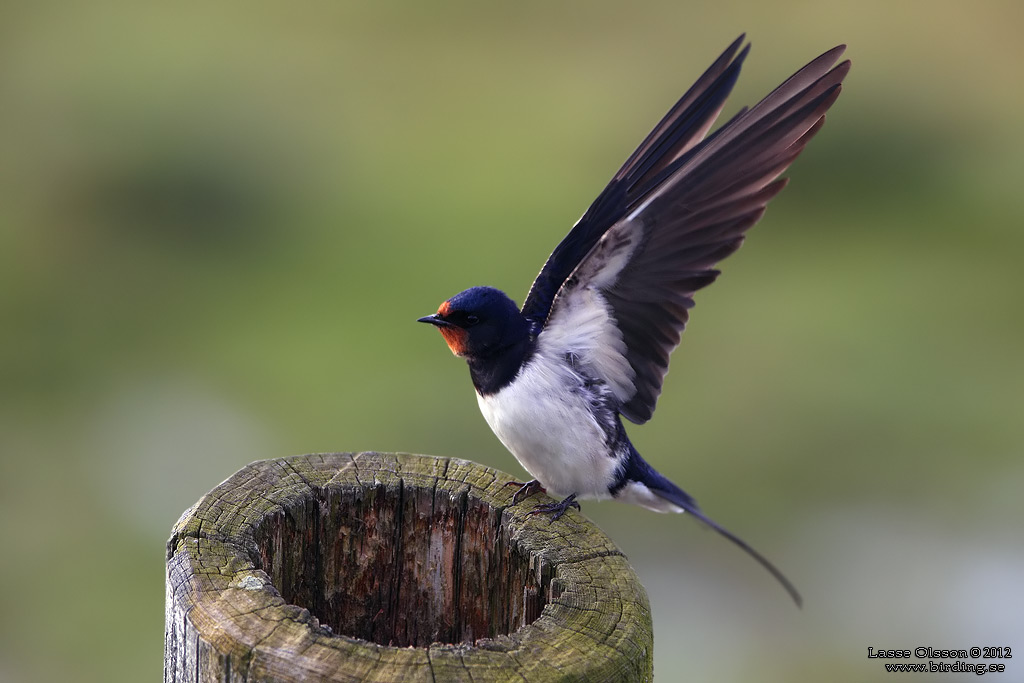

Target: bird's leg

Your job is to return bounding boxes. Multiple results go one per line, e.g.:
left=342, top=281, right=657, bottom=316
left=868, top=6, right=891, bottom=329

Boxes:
left=506, top=479, right=546, bottom=506
left=529, top=493, right=580, bottom=523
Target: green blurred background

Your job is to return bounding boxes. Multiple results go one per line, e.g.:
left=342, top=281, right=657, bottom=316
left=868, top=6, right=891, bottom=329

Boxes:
left=1, top=2, right=1021, bottom=681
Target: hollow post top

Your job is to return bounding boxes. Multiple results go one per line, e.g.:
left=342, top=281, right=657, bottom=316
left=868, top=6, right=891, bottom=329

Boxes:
left=165, top=452, right=653, bottom=682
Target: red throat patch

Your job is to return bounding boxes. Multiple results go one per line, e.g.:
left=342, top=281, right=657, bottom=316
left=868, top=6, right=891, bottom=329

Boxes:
left=439, top=326, right=468, bottom=356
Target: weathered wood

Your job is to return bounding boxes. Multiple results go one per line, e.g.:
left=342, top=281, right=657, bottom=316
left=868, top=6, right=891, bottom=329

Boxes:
left=165, top=452, right=653, bottom=682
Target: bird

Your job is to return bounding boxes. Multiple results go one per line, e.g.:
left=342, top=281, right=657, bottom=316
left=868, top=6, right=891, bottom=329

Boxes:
left=418, top=36, right=849, bottom=607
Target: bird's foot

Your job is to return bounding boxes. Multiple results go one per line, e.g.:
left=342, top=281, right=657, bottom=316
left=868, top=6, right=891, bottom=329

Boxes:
left=506, top=479, right=546, bottom=506
left=528, top=494, right=580, bottom=523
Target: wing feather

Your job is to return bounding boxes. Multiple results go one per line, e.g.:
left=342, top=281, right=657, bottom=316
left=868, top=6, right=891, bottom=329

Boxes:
left=531, top=41, right=849, bottom=423
left=521, top=36, right=751, bottom=329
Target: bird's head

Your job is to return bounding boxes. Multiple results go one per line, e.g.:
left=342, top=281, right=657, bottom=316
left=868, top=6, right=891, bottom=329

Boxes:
left=418, top=286, right=529, bottom=358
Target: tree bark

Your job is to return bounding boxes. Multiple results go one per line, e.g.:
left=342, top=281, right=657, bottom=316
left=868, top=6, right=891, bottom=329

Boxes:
left=165, top=452, right=653, bottom=682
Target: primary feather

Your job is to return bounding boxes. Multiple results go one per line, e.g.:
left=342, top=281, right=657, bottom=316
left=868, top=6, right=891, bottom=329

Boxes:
left=523, top=39, right=849, bottom=423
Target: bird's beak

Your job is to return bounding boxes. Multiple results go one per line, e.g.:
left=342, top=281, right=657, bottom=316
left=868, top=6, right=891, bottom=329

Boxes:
left=417, top=314, right=453, bottom=328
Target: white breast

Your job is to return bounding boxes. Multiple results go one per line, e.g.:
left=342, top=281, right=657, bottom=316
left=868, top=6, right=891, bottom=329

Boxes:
left=476, top=352, right=622, bottom=500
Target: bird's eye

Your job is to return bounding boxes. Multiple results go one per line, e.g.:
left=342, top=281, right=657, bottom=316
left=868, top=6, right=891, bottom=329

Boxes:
left=465, top=314, right=480, bottom=326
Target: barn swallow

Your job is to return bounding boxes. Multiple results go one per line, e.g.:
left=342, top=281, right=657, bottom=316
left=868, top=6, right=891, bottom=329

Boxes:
left=419, top=36, right=849, bottom=606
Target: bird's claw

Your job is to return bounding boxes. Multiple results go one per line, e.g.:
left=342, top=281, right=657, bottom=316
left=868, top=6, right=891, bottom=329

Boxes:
left=506, top=479, right=546, bottom=506
left=528, top=494, right=580, bottom=523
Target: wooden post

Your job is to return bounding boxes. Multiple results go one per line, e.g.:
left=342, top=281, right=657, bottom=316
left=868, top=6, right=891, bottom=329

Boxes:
left=165, top=452, right=654, bottom=682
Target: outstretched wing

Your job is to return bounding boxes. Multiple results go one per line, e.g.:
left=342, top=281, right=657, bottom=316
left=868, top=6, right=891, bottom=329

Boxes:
left=521, top=35, right=750, bottom=330
left=525, top=40, right=850, bottom=423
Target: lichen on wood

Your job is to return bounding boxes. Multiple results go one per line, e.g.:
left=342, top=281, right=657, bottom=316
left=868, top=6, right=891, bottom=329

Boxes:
left=164, top=452, right=653, bottom=682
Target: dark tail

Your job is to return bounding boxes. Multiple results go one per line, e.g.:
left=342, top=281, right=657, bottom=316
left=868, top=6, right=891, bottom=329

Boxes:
left=641, top=462, right=803, bottom=607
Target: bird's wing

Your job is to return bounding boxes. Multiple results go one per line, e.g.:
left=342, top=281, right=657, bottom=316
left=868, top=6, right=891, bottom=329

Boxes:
left=521, top=35, right=750, bottom=330
left=524, top=40, right=849, bottom=423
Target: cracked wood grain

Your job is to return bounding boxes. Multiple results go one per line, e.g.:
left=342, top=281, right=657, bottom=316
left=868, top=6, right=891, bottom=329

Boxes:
left=164, top=452, right=653, bottom=682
